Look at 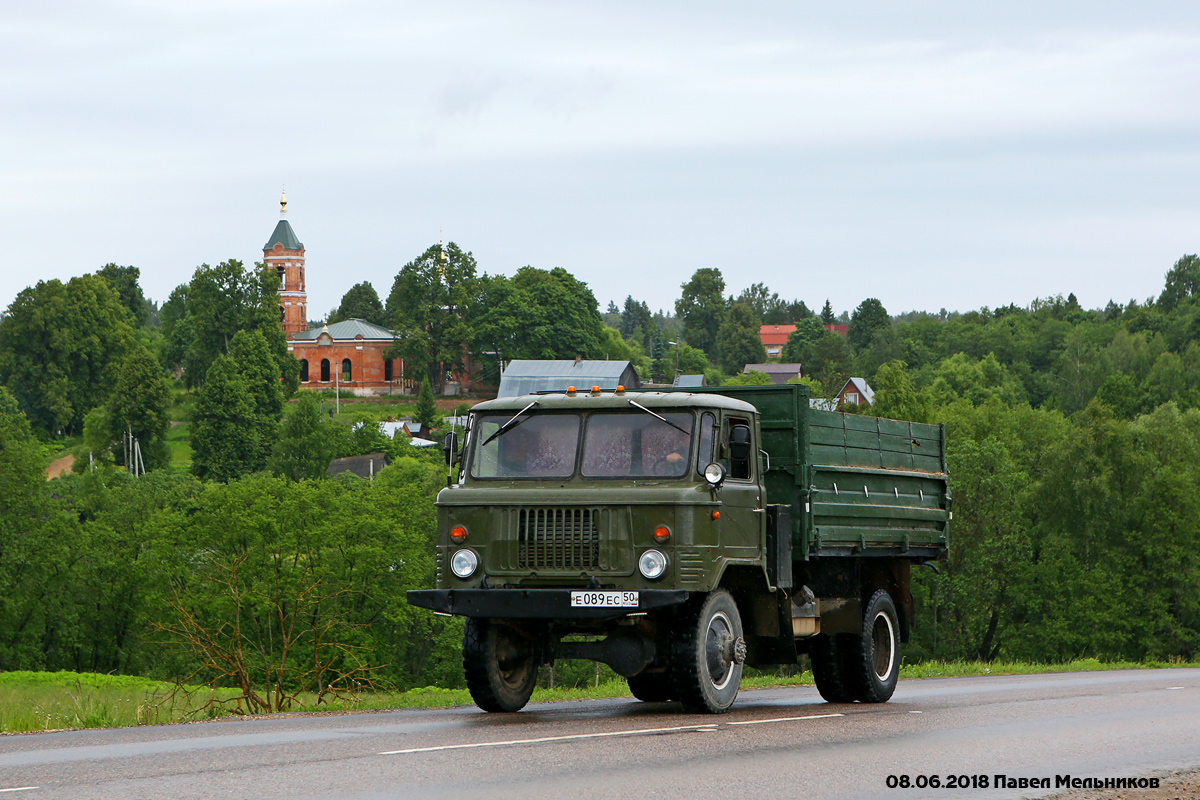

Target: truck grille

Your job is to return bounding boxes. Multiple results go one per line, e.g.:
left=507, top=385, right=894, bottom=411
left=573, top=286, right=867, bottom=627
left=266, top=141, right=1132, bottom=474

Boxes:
left=518, top=508, right=600, bottom=570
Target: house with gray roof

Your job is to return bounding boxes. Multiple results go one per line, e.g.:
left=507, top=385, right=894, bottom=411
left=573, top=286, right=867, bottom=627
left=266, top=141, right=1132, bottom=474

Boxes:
left=498, top=359, right=641, bottom=398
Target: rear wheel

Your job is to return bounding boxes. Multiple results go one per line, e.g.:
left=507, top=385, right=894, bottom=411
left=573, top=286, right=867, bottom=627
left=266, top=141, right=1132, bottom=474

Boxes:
left=671, top=590, right=746, bottom=713
left=809, top=634, right=855, bottom=703
left=841, top=590, right=901, bottom=703
left=627, top=672, right=674, bottom=702
left=463, top=618, right=540, bottom=712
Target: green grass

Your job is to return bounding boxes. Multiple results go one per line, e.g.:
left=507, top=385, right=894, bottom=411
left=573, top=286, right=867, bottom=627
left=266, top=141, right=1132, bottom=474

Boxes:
left=5, top=659, right=1197, bottom=733
left=165, top=422, right=192, bottom=468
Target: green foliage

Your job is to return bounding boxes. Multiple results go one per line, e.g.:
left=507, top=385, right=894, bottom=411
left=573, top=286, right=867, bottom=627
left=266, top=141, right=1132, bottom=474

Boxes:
left=386, top=242, right=478, bottom=388
left=473, top=267, right=605, bottom=365
left=781, top=317, right=825, bottom=364
left=106, top=344, right=172, bottom=471
left=175, top=260, right=298, bottom=393
left=866, top=360, right=931, bottom=423
left=0, top=274, right=137, bottom=434
left=269, top=393, right=337, bottom=481
left=715, top=302, right=766, bottom=374
left=1158, top=254, right=1200, bottom=312
left=415, top=379, right=437, bottom=428
left=190, top=355, right=259, bottom=481
left=329, top=281, right=386, bottom=327
left=675, top=268, right=727, bottom=355
left=95, top=263, right=149, bottom=327
left=723, top=369, right=772, bottom=386
left=848, top=297, right=890, bottom=351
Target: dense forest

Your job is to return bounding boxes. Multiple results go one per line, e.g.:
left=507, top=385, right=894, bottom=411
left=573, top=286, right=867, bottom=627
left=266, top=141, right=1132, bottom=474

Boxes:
left=1, top=247, right=1198, bottom=696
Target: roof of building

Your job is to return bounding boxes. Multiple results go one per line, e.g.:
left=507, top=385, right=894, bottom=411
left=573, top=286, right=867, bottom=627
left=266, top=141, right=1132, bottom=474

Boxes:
left=824, top=323, right=849, bottom=336
left=673, top=374, right=707, bottom=388
left=326, top=453, right=389, bottom=479
left=743, top=363, right=803, bottom=375
left=498, top=360, right=640, bottom=397
left=264, top=219, right=303, bottom=252
left=290, top=318, right=394, bottom=341
left=743, top=363, right=804, bottom=385
left=759, top=324, right=797, bottom=346
left=840, top=377, right=876, bottom=405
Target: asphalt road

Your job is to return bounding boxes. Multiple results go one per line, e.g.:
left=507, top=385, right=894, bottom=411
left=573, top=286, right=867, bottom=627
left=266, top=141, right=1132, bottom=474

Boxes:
left=2, top=669, right=1198, bottom=800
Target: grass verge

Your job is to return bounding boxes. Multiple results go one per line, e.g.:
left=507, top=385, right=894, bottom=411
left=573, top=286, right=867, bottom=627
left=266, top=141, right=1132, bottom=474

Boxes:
left=4, top=658, right=1197, bottom=734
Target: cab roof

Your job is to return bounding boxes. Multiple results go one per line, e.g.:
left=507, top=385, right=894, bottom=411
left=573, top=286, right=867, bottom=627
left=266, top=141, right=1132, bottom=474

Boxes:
left=470, top=390, right=756, bottom=415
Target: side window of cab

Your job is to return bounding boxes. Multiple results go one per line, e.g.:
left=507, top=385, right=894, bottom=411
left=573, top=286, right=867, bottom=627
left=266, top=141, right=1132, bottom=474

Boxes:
left=724, top=417, right=753, bottom=481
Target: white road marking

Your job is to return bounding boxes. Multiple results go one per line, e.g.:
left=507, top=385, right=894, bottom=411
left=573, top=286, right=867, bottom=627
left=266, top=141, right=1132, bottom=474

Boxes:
left=0, top=789, right=38, bottom=794
left=1167, top=687, right=1184, bottom=690
left=379, top=723, right=719, bottom=755
left=726, top=713, right=844, bottom=726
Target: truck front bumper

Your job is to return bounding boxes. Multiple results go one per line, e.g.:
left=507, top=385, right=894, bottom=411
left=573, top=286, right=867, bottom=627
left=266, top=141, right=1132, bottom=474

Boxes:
left=406, top=588, right=690, bottom=620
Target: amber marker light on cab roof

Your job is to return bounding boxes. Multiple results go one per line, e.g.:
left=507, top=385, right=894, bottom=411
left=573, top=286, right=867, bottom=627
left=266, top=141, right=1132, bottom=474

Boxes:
left=566, top=386, right=577, bottom=396
left=591, top=386, right=601, bottom=395
left=450, top=526, right=468, bottom=543
left=615, top=385, right=625, bottom=395
left=653, top=526, right=671, bottom=543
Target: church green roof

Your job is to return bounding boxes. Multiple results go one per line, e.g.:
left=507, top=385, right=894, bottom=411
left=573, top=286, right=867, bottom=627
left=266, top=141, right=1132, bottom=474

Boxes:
left=264, top=219, right=303, bottom=251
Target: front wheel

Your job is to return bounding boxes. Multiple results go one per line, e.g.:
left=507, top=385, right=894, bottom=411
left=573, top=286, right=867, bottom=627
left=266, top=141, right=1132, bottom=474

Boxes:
left=841, top=589, right=901, bottom=703
left=671, top=590, right=746, bottom=713
left=463, top=618, right=540, bottom=712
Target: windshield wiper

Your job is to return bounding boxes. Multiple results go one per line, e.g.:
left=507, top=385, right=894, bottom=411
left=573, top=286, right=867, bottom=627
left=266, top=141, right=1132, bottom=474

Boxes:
left=480, top=400, right=540, bottom=447
left=628, top=399, right=692, bottom=437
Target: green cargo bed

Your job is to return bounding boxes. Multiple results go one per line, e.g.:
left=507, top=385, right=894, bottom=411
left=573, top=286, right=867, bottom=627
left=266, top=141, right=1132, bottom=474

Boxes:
left=678, top=383, right=950, bottom=560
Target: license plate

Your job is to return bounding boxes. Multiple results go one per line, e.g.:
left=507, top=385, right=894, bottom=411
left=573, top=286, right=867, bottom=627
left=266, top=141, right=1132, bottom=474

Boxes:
left=570, top=591, right=639, bottom=608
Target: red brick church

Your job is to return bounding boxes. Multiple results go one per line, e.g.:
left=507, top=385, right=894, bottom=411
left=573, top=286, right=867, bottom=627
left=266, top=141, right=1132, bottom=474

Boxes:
left=267, top=195, right=408, bottom=395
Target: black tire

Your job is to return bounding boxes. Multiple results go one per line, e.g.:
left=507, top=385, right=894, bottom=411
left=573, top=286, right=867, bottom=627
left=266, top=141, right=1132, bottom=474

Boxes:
left=841, top=589, right=901, bottom=703
left=462, top=618, right=540, bottom=712
left=809, top=633, right=855, bottom=703
left=670, top=590, right=746, bottom=713
left=627, top=672, right=674, bottom=702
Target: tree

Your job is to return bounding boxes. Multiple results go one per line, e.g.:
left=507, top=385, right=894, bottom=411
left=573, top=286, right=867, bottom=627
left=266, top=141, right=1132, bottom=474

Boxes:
left=675, top=268, right=727, bottom=355
left=0, top=275, right=137, bottom=434
left=865, top=361, right=930, bottom=423
left=1158, top=254, right=1200, bottom=312
left=180, top=259, right=298, bottom=393
left=191, top=355, right=260, bottom=482
left=415, top=379, right=437, bottom=429
left=386, top=242, right=478, bottom=390
left=820, top=300, right=836, bottom=325
left=805, top=331, right=852, bottom=393
left=330, top=282, right=387, bottom=327
left=848, top=298, right=890, bottom=351
left=619, top=296, right=654, bottom=344
left=715, top=302, right=766, bottom=374
left=269, top=393, right=337, bottom=481
left=472, top=267, right=605, bottom=363
left=724, top=369, right=772, bottom=386
left=106, top=345, right=172, bottom=471
left=96, top=264, right=149, bottom=327
left=781, top=318, right=825, bottom=364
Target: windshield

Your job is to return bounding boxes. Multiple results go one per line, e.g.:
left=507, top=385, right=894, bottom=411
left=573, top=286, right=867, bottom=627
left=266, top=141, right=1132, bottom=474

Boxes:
left=582, top=412, right=693, bottom=478
left=471, top=413, right=580, bottom=478
left=469, top=409, right=696, bottom=480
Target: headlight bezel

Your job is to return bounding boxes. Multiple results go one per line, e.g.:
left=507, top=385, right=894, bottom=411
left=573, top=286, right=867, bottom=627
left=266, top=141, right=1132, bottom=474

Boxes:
left=450, top=548, right=479, bottom=579
left=638, top=549, right=668, bottom=580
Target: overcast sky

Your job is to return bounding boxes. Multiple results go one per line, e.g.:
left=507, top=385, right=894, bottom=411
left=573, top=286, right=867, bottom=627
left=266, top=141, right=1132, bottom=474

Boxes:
left=4, top=1, right=1200, bottom=320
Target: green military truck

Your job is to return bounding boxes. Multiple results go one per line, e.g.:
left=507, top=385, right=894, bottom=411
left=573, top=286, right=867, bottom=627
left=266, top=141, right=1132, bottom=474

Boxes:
left=407, top=383, right=950, bottom=713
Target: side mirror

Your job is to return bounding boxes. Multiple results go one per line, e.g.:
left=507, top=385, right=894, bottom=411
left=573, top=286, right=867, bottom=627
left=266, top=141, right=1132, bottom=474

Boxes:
left=443, top=431, right=459, bottom=466
left=729, top=424, right=752, bottom=463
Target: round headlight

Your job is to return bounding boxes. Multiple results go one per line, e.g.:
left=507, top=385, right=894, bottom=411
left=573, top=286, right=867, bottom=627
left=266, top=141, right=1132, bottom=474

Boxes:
left=703, top=462, right=726, bottom=486
left=450, top=548, right=479, bottom=579
left=638, top=549, right=668, bottom=580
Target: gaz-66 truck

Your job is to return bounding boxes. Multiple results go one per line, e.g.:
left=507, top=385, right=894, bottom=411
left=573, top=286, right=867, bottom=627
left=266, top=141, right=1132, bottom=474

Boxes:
left=407, top=383, right=949, bottom=713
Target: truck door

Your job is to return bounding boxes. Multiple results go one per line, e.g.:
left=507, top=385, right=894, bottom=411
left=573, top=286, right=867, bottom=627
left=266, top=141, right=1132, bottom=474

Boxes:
left=720, top=415, right=762, bottom=559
